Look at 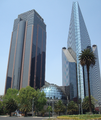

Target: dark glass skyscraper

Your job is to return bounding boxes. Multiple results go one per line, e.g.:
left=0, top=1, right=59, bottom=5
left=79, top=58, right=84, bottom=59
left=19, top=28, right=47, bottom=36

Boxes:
left=5, top=10, right=46, bottom=93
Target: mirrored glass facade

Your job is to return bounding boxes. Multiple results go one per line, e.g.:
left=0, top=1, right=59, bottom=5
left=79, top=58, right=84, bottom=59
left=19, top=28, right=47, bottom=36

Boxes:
left=5, top=10, right=46, bottom=93
left=62, top=48, right=77, bottom=100
left=91, top=45, right=101, bottom=103
left=67, top=2, right=91, bottom=100
left=61, top=2, right=101, bottom=103
left=40, top=82, right=67, bottom=104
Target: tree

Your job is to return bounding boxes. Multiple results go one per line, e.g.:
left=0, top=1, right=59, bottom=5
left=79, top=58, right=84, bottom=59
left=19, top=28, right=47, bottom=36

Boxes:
left=47, top=106, right=52, bottom=117
left=3, top=88, right=19, bottom=103
left=18, top=86, right=47, bottom=116
left=67, top=101, right=78, bottom=114
left=41, top=108, right=47, bottom=117
left=47, top=106, right=52, bottom=112
left=0, top=96, right=3, bottom=114
left=18, top=86, right=36, bottom=116
left=3, top=88, right=19, bottom=115
left=0, top=101, right=3, bottom=115
left=54, top=100, right=66, bottom=115
left=40, top=106, right=51, bottom=117
left=79, top=48, right=96, bottom=113
left=4, top=98, right=18, bottom=116
left=0, top=95, right=3, bottom=101
left=82, top=96, right=97, bottom=113
left=34, top=89, right=47, bottom=114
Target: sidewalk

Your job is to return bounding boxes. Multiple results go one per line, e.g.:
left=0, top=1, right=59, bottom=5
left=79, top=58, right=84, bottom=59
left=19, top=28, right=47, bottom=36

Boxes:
left=0, top=115, right=56, bottom=118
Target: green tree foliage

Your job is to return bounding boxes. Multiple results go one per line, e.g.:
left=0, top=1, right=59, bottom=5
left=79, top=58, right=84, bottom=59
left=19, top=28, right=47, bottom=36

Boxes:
left=4, top=98, right=18, bottom=116
left=54, top=100, right=66, bottom=115
left=40, top=106, right=52, bottom=117
left=82, top=96, right=97, bottom=112
left=18, top=86, right=46, bottom=116
left=41, top=108, right=47, bottom=117
left=3, top=88, right=19, bottom=115
left=0, top=95, right=4, bottom=114
left=47, top=106, right=52, bottom=117
left=18, top=86, right=36, bottom=116
left=67, top=101, right=78, bottom=114
left=2, top=87, right=47, bottom=116
left=47, top=106, right=52, bottom=112
left=3, top=88, right=19, bottom=103
left=79, top=48, right=96, bottom=113
left=0, top=101, right=3, bottom=115
left=34, top=89, right=47, bottom=113
left=0, top=95, right=3, bottom=100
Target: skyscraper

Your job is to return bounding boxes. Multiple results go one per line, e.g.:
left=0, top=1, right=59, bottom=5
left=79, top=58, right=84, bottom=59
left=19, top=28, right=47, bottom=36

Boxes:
left=91, top=45, right=101, bottom=103
left=62, top=47, right=77, bottom=100
left=67, top=2, right=91, bottom=100
left=62, top=2, right=101, bottom=103
left=5, top=10, right=46, bottom=93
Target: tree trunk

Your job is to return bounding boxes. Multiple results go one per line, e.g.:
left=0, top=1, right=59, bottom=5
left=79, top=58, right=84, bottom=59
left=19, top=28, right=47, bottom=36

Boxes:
left=10, top=112, right=11, bottom=117
left=25, top=111, right=27, bottom=116
left=83, top=66, right=86, bottom=97
left=59, top=111, right=60, bottom=116
left=87, top=65, right=92, bottom=113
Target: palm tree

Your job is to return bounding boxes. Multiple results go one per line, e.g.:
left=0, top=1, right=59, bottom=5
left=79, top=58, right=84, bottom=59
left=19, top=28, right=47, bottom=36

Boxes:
left=79, top=48, right=96, bottom=113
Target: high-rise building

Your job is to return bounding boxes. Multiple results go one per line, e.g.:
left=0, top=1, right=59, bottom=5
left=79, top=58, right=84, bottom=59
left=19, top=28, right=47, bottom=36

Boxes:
left=67, top=2, right=91, bottom=100
left=5, top=10, right=46, bottom=93
left=91, top=45, right=101, bottom=103
left=62, top=2, right=101, bottom=103
left=62, top=47, right=77, bottom=100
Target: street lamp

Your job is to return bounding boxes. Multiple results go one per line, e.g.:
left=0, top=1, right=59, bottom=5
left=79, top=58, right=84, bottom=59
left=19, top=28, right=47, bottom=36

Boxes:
left=79, top=104, right=80, bottom=114
left=32, top=98, right=34, bottom=116
left=66, top=96, right=68, bottom=115
left=52, top=97, right=55, bottom=116
left=49, top=87, right=51, bottom=118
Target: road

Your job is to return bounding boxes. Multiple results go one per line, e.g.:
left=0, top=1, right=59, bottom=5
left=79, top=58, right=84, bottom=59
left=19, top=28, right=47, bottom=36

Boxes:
left=0, top=116, right=49, bottom=120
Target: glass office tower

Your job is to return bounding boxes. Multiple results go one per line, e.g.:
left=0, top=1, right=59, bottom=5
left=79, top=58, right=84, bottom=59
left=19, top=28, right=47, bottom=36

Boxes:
left=67, top=2, right=91, bottom=100
left=62, top=2, right=101, bottom=103
left=5, top=10, right=46, bottom=93
left=62, top=47, right=77, bottom=100
left=66, top=2, right=101, bottom=103
left=91, top=45, right=101, bottom=103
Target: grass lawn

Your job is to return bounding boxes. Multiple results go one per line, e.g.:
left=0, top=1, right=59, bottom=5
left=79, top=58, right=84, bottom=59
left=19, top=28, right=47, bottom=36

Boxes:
left=46, top=114, right=101, bottom=120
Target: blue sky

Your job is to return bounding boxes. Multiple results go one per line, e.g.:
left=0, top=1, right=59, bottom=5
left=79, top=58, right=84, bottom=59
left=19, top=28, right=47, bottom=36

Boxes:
left=0, top=0, right=101, bottom=95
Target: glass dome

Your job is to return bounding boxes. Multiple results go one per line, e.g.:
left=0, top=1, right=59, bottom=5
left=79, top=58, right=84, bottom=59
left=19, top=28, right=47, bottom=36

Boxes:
left=40, top=83, right=67, bottom=101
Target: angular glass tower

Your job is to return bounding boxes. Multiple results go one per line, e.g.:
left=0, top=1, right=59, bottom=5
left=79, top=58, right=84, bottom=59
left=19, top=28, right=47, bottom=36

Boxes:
left=5, top=10, right=46, bottom=93
left=65, top=2, right=101, bottom=103
left=67, top=2, right=91, bottom=100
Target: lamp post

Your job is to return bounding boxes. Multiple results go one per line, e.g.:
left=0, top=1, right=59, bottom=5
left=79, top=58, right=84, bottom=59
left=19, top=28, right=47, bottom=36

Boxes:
left=32, top=98, right=34, bottom=116
left=79, top=66, right=83, bottom=114
left=49, top=87, right=51, bottom=118
left=66, top=96, right=68, bottom=115
left=79, top=104, right=80, bottom=114
left=52, top=99, right=54, bottom=116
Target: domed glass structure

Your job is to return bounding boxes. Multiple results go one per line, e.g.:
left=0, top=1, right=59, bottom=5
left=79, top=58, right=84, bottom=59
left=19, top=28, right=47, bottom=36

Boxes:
left=40, top=82, right=67, bottom=103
